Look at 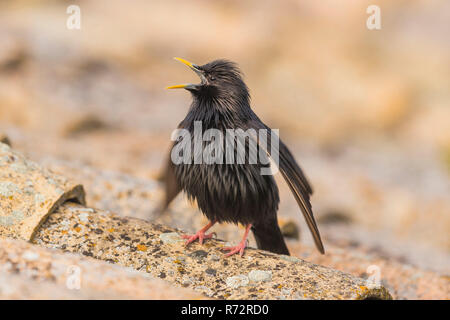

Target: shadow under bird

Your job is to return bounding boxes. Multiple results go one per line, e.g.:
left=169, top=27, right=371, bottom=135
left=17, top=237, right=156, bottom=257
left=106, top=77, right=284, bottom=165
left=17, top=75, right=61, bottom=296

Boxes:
left=161, top=57, right=324, bottom=257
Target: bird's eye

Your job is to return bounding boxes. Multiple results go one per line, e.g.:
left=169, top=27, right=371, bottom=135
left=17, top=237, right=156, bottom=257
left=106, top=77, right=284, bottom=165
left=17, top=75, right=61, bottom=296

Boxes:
left=209, top=76, right=215, bottom=81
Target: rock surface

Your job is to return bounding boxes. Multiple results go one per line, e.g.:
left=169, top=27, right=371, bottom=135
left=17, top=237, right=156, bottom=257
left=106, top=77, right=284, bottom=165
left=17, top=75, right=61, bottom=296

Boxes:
left=0, top=146, right=392, bottom=299
left=36, top=157, right=449, bottom=299
left=289, top=242, right=450, bottom=300
left=32, top=202, right=391, bottom=300
left=0, top=238, right=202, bottom=299
left=0, top=143, right=85, bottom=241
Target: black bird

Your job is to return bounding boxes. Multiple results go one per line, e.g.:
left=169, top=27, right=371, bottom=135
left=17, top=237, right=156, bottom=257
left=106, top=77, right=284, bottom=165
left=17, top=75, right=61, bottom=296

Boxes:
left=163, top=57, right=324, bottom=257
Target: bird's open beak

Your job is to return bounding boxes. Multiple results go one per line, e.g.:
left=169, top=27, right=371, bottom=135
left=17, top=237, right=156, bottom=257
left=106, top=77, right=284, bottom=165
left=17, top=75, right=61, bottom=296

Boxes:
left=166, top=57, right=206, bottom=90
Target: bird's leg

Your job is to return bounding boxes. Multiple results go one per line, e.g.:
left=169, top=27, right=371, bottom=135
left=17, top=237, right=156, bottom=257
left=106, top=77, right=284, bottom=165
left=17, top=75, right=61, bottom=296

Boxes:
left=182, top=221, right=216, bottom=246
left=222, top=224, right=252, bottom=257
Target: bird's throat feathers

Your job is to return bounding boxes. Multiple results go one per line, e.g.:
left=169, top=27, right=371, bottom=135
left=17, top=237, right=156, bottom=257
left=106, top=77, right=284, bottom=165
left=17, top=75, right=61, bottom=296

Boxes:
left=188, top=85, right=252, bottom=127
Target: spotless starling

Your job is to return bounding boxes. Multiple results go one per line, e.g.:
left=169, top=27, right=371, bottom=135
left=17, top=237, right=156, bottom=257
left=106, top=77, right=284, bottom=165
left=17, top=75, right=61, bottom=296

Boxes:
left=163, top=57, right=324, bottom=257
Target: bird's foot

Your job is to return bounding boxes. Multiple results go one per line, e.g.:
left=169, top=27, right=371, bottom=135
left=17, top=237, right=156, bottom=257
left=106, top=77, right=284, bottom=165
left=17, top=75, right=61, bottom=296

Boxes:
left=182, top=221, right=216, bottom=246
left=222, top=240, right=248, bottom=257
left=182, top=231, right=216, bottom=246
left=222, top=224, right=252, bottom=257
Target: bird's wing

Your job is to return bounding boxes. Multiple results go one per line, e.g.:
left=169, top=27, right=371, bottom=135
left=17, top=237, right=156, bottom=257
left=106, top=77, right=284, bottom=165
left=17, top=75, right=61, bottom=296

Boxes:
left=158, top=120, right=188, bottom=211
left=245, top=118, right=325, bottom=254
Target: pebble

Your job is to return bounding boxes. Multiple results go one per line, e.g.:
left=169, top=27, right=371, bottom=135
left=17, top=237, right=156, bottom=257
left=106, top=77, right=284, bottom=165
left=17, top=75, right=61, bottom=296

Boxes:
left=248, top=270, right=272, bottom=282
left=159, top=232, right=183, bottom=244
left=226, top=275, right=249, bottom=289
left=79, top=212, right=90, bottom=223
left=190, top=250, right=208, bottom=259
left=205, top=268, right=217, bottom=276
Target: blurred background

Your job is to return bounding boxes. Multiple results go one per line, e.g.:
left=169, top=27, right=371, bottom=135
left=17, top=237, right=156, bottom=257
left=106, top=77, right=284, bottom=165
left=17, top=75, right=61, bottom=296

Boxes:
left=0, top=0, right=449, bottom=298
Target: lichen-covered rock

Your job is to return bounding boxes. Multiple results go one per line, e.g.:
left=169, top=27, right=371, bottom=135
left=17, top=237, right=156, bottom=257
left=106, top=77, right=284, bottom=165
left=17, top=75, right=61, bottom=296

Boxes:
left=288, top=241, right=450, bottom=300
left=0, top=147, right=393, bottom=299
left=0, top=143, right=85, bottom=241
left=32, top=202, right=392, bottom=300
left=0, top=238, right=203, bottom=299
left=50, top=159, right=448, bottom=300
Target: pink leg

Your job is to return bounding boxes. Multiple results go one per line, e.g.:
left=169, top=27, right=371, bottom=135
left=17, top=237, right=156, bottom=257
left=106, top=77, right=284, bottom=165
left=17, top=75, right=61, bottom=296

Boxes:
left=222, top=224, right=252, bottom=257
left=182, top=221, right=216, bottom=246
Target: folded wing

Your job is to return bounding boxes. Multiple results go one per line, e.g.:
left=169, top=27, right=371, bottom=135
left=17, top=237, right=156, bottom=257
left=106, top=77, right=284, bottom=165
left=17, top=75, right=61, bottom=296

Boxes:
left=245, top=118, right=325, bottom=254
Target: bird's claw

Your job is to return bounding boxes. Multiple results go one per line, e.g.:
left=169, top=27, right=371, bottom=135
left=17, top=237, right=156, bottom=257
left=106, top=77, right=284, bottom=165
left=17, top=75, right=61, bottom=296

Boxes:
left=182, top=231, right=216, bottom=246
left=222, top=240, right=248, bottom=257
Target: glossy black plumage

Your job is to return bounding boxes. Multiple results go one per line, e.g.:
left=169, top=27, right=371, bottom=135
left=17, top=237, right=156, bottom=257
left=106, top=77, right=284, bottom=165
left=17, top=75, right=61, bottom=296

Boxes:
left=162, top=59, right=324, bottom=255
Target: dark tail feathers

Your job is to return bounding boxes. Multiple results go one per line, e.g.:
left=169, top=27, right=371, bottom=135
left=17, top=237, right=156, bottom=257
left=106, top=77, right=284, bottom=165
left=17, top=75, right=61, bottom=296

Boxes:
left=251, top=222, right=290, bottom=255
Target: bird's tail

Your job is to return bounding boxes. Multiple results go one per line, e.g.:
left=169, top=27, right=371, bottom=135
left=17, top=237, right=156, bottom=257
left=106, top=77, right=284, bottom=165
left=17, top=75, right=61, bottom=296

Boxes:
left=251, top=221, right=290, bottom=256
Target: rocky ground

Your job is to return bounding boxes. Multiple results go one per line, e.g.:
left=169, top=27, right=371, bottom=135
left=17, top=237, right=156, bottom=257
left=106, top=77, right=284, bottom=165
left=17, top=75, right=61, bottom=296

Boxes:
left=0, top=0, right=449, bottom=299
left=1, top=142, right=392, bottom=300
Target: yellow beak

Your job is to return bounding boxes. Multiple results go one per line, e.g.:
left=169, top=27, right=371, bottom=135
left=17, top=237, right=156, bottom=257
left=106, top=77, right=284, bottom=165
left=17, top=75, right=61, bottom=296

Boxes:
left=166, top=84, right=189, bottom=89
left=173, top=57, right=196, bottom=69
left=166, top=57, right=204, bottom=89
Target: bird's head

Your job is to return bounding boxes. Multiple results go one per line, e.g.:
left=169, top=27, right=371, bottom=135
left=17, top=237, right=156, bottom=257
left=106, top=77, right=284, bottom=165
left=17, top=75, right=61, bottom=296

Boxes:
left=167, top=58, right=250, bottom=109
